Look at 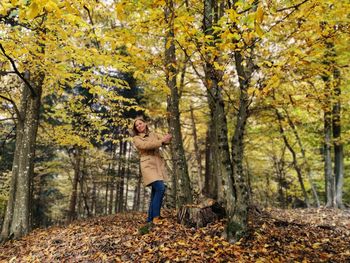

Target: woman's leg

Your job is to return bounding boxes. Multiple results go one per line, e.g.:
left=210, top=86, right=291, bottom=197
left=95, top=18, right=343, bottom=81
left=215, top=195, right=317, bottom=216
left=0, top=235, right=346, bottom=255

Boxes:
left=147, top=186, right=156, bottom=222
left=148, top=180, right=165, bottom=221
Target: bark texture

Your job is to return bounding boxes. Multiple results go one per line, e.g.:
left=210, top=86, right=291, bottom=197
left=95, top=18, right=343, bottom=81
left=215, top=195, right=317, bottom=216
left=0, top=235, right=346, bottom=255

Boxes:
left=177, top=198, right=226, bottom=228
left=165, top=0, right=193, bottom=207
left=67, top=146, right=82, bottom=222
left=1, top=73, right=42, bottom=241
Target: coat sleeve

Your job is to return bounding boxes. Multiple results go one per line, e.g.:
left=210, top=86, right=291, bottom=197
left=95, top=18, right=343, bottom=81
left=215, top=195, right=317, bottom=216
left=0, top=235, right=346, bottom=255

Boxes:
left=133, top=134, right=163, bottom=150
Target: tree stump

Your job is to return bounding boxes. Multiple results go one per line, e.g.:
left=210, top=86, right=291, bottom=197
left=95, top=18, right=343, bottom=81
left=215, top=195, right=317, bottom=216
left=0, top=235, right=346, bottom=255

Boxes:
left=177, top=198, right=226, bottom=228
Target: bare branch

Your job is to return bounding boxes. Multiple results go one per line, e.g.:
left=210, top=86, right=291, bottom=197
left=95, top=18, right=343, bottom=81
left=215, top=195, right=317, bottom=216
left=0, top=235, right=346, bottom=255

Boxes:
left=0, top=43, right=37, bottom=97
left=277, top=0, right=310, bottom=12
left=0, top=117, right=15, bottom=122
left=83, top=5, right=101, bottom=49
left=237, top=0, right=259, bottom=14
left=175, top=40, right=205, bottom=82
left=0, top=71, right=16, bottom=76
left=0, top=125, right=16, bottom=155
left=0, top=94, right=21, bottom=120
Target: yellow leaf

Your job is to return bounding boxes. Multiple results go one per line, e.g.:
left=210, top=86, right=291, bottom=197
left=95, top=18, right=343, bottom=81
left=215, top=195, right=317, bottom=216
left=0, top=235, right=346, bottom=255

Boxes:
left=312, top=242, right=321, bottom=248
left=115, top=3, right=127, bottom=21
left=213, top=62, right=225, bottom=71
left=256, top=6, right=264, bottom=24
left=255, top=24, right=264, bottom=37
left=27, top=2, right=41, bottom=19
left=44, top=1, right=60, bottom=16
left=227, top=9, right=238, bottom=22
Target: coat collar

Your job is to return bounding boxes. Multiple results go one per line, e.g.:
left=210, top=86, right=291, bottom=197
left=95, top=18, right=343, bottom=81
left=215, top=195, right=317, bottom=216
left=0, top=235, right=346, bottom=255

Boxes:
left=138, top=132, right=149, bottom=138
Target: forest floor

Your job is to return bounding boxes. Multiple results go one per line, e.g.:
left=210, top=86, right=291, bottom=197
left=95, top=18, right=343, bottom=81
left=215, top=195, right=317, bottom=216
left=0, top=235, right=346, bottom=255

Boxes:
left=0, top=207, right=349, bottom=262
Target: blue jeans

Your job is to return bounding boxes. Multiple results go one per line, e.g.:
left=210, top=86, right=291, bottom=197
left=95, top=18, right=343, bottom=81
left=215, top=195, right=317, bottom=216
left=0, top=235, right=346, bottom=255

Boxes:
left=147, top=180, right=165, bottom=222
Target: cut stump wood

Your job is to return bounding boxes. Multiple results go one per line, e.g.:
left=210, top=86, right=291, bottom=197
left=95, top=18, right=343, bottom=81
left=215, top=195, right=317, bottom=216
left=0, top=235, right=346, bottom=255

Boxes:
left=177, top=198, right=226, bottom=228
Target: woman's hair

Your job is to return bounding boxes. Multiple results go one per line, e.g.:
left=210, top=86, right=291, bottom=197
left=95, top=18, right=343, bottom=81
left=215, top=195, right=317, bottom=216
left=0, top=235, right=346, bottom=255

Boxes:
left=132, top=116, right=149, bottom=136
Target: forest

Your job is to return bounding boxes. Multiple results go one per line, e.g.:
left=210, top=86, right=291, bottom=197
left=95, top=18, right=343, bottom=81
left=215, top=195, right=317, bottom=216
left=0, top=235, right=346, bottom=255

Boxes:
left=0, top=0, right=349, bottom=261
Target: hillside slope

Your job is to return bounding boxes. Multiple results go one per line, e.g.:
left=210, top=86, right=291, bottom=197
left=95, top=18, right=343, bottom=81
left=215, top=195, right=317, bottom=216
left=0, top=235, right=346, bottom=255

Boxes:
left=0, top=208, right=349, bottom=262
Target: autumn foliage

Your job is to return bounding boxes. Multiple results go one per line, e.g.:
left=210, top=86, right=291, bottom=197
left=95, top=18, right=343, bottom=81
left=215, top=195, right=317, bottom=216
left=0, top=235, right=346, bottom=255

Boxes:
left=1, top=0, right=350, bottom=257
left=0, top=207, right=349, bottom=262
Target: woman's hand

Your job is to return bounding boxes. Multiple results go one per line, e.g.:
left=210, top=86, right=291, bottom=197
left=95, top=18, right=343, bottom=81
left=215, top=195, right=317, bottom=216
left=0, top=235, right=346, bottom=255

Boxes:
left=162, top=134, right=172, bottom=144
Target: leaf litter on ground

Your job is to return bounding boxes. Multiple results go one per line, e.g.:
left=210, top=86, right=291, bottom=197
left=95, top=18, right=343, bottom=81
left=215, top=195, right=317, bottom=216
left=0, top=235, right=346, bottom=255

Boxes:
left=0, top=207, right=349, bottom=262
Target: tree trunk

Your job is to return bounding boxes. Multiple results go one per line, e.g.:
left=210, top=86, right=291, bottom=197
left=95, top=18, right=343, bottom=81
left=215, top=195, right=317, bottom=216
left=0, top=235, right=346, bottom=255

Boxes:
left=244, top=159, right=253, bottom=201
left=165, top=0, right=192, bottom=207
left=108, top=171, right=114, bottom=214
left=133, top=166, right=142, bottom=211
left=324, top=109, right=334, bottom=207
left=332, top=69, right=344, bottom=209
left=177, top=198, right=226, bottom=228
left=283, top=109, right=320, bottom=207
left=203, top=127, right=217, bottom=199
left=1, top=73, right=42, bottom=241
left=203, top=0, right=234, bottom=207
left=190, top=105, right=203, bottom=196
left=272, top=149, right=287, bottom=208
left=124, top=142, right=131, bottom=210
left=206, top=78, right=234, bottom=207
left=104, top=168, right=109, bottom=214
left=265, top=170, right=271, bottom=208
left=321, top=35, right=342, bottom=208
left=202, top=0, right=239, bottom=242
left=229, top=54, right=250, bottom=241
left=79, top=157, right=91, bottom=217
left=274, top=107, right=310, bottom=207
left=91, top=182, right=97, bottom=216
left=115, top=140, right=122, bottom=213
left=118, top=140, right=127, bottom=212
left=108, top=143, right=116, bottom=214
left=67, top=146, right=82, bottom=222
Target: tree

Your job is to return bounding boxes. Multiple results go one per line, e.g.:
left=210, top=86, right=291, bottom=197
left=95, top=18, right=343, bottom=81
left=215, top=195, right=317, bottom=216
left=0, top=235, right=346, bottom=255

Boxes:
left=164, top=0, right=193, bottom=207
left=202, top=0, right=235, bottom=211
left=0, top=0, right=133, bottom=239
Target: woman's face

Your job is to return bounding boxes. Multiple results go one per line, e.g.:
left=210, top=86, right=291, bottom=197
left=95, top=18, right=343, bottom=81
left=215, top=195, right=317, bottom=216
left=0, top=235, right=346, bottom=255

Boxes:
left=135, top=119, right=147, bottom=133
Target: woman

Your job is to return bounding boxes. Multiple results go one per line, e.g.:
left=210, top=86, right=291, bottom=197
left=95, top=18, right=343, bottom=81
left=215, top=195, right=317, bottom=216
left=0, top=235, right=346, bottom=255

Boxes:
left=132, top=117, right=172, bottom=227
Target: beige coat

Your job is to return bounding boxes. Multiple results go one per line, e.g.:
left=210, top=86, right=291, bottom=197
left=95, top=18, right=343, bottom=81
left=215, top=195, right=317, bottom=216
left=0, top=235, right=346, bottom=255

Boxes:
left=133, top=132, right=168, bottom=186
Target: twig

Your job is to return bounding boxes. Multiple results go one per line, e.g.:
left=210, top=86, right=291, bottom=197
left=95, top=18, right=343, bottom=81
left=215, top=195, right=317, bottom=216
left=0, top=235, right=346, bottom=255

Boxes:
left=277, top=0, right=310, bottom=12
left=0, top=94, right=21, bottom=119
left=0, top=71, right=16, bottom=76
left=0, top=43, right=37, bottom=97
left=83, top=5, right=101, bottom=49
left=0, top=117, right=16, bottom=122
